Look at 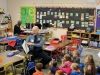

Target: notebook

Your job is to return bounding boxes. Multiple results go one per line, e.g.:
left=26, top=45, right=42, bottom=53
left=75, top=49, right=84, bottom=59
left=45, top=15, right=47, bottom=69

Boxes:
left=22, top=40, right=29, bottom=54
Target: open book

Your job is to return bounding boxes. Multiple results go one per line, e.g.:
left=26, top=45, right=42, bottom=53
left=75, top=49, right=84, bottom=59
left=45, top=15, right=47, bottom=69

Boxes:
left=22, top=40, right=29, bottom=54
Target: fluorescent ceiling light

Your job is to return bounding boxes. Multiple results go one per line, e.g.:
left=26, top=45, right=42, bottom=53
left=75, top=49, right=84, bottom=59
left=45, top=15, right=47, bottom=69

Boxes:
left=87, top=0, right=95, bottom=2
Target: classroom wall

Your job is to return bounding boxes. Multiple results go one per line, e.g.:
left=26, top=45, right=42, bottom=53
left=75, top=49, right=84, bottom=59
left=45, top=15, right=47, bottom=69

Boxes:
left=0, top=0, right=8, bottom=14
left=7, top=0, right=97, bottom=38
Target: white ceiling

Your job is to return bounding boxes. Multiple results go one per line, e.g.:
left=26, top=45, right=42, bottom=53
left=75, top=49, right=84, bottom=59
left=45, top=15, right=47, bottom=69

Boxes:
left=33, top=0, right=98, bottom=4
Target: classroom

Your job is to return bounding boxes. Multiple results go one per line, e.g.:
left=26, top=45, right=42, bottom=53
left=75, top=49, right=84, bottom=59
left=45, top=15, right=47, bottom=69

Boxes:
left=0, top=0, right=100, bottom=75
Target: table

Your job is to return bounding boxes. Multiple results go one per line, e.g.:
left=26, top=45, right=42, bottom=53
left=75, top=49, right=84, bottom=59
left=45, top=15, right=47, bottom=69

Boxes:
left=0, top=51, right=26, bottom=71
left=23, top=30, right=49, bottom=35
left=43, top=40, right=71, bottom=56
left=0, top=41, right=9, bottom=52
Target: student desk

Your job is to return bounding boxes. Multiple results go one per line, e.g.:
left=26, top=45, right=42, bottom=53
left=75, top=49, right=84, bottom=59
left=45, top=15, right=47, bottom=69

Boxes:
left=43, top=40, right=71, bottom=56
left=0, top=41, right=9, bottom=52
left=0, top=51, right=26, bottom=72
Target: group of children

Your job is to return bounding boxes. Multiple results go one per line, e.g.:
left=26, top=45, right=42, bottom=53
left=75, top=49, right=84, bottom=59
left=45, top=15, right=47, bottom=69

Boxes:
left=32, top=50, right=96, bottom=75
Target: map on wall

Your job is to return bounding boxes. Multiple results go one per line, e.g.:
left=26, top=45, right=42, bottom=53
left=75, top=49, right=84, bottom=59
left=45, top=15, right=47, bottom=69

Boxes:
left=20, top=6, right=36, bottom=25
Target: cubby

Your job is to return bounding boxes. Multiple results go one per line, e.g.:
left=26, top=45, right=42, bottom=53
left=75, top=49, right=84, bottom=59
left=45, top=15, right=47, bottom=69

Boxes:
left=67, top=31, right=100, bottom=48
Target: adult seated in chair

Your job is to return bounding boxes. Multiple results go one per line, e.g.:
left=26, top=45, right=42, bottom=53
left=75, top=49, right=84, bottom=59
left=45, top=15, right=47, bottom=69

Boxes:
left=26, top=26, right=51, bottom=68
left=14, top=20, right=23, bottom=35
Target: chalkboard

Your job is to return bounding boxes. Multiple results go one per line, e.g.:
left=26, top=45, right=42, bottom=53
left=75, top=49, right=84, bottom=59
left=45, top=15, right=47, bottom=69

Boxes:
left=36, top=7, right=95, bottom=30
left=20, top=6, right=36, bottom=25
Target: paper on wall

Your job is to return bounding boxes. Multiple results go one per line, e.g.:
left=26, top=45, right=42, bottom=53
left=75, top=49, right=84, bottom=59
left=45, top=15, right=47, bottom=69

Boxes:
left=62, top=12, right=64, bottom=15
left=76, top=21, right=79, bottom=24
left=66, top=21, right=69, bottom=24
left=75, top=13, right=78, bottom=16
left=51, top=12, right=53, bottom=15
left=55, top=12, right=57, bottom=15
left=47, top=11, right=50, bottom=15
left=44, top=12, right=46, bottom=15
left=37, top=12, right=39, bottom=14
left=37, top=19, right=39, bottom=22
left=40, top=15, right=42, bottom=19
left=70, top=13, right=73, bottom=16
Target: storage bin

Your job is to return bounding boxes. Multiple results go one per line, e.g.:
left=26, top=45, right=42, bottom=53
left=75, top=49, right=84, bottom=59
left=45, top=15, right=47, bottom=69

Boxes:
left=97, top=31, right=100, bottom=34
left=7, top=36, right=18, bottom=41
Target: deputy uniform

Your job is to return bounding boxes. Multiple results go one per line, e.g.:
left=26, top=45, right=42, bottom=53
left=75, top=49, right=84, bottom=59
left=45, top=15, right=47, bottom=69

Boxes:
left=26, top=34, right=51, bottom=66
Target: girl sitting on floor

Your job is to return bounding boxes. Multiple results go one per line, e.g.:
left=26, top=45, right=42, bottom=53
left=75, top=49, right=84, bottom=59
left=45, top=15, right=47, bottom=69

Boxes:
left=59, top=54, right=72, bottom=75
left=84, top=54, right=96, bottom=75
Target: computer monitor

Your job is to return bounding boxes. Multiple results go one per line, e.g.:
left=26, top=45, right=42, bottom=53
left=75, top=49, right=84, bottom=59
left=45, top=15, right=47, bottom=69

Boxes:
left=26, top=23, right=30, bottom=29
left=35, top=23, right=41, bottom=29
left=42, top=23, right=51, bottom=29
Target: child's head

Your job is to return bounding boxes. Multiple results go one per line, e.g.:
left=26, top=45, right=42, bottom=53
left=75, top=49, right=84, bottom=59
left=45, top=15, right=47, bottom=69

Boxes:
left=55, top=70, right=64, bottom=75
left=64, top=54, right=71, bottom=61
left=49, top=60, right=57, bottom=67
left=71, top=63, right=79, bottom=71
left=35, top=63, right=43, bottom=71
left=84, top=54, right=94, bottom=65
left=73, top=50, right=79, bottom=57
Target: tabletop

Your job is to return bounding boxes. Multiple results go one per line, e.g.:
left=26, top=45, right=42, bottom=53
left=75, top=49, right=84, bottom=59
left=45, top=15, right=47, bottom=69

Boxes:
left=0, top=51, right=26, bottom=68
left=43, top=40, right=71, bottom=51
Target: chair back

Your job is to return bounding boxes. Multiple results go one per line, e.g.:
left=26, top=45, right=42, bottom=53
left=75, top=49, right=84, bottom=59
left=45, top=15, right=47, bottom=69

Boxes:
left=4, top=62, right=14, bottom=75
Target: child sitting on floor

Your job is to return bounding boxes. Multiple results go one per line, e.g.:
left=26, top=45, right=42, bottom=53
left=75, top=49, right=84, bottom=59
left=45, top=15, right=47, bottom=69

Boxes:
left=84, top=54, right=96, bottom=75
left=55, top=70, right=64, bottom=75
left=72, top=50, right=80, bottom=64
left=59, top=54, right=72, bottom=75
left=33, top=63, right=44, bottom=75
left=70, top=63, right=81, bottom=75
left=48, top=59, right=58, bottom=75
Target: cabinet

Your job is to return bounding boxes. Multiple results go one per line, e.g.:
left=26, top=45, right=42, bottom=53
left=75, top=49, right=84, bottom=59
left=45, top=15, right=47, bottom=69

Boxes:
left=8, top=20, right=12, bottom=31
left=67, top=31, right=100, bottom=48
left=67, top=31, right=90, bottom=41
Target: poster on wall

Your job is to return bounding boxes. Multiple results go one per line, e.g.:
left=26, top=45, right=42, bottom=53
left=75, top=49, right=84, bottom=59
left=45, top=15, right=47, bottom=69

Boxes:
left=20, top=6, right=36, bottom=25
left=96, top=9, right=100, bottom=31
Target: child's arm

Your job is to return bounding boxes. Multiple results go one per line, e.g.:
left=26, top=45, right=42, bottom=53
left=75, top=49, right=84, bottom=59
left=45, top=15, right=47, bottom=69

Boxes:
left=48, top=70, right=54, bottom=75
left=61, top=58, right=66, bottom=67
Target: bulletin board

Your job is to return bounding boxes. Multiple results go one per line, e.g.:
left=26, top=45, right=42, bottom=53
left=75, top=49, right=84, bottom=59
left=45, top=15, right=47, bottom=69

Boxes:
left=36, top=7, right=95, bottom=30
left=20, top=6, right=36, bottom=25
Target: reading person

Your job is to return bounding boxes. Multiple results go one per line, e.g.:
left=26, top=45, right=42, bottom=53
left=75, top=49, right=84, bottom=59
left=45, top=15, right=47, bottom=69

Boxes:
left=26, top=26, right=51, bottom=68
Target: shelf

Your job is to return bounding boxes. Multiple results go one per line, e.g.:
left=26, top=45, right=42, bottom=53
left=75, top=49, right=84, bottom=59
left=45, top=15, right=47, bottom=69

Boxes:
left=0, top=23, right=8, bottom=25
left=0, top=13, right=5, bottom=14
left=81, top=38, right=89, bottom=40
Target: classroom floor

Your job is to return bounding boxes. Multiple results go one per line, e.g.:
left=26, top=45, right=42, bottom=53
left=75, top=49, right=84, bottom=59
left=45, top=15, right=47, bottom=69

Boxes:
left=42, top=48, right=100, bottom=75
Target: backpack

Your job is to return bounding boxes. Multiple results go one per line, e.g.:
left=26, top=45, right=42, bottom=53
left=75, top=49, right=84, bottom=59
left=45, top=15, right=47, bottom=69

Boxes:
left=25, top=58, right=36, bottom=75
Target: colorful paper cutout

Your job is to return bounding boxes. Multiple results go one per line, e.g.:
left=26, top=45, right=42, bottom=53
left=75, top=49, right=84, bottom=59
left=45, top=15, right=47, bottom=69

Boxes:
left=51, top=12, right=53, bottom=15
left=66, top=21, right=69, bottom=24
left=75, top=13, right=78, bottom=16
left=70, top=13, right=73, bottom=16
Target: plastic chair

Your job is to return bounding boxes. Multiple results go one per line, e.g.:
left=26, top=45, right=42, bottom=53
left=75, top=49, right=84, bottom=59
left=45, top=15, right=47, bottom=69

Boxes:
left=67, top=38, right=82, bottom=55
left=52, top=46, right=64, bottom=61
left=14, top=57, right=26, bottom=75
left=0, top=62, right=14, bottom=75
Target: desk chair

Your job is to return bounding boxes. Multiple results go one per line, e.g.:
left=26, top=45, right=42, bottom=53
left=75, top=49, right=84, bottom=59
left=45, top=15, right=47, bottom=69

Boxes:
left=14, top=57, right=26, bottom=75
left=0, top=62, right=14, bottom=75
left=52, top=47, right=64, bottom=62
